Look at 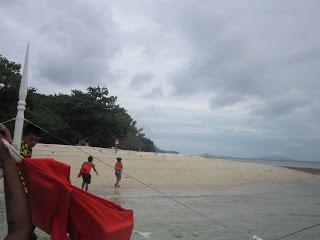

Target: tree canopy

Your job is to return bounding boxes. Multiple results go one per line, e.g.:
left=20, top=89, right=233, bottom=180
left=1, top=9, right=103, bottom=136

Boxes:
left=0, top=55, right=155, bottom=152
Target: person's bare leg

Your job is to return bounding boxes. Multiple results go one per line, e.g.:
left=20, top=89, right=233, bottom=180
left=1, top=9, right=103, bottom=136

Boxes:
left=116, top=176, right=121, bottom=187
left=85, top=184, right=88, bottom=192
left=81, top=182, right=85, bottom=190
left=0, top=124, right=33, bottom=238
left=115, top=176, right=119, bottom=187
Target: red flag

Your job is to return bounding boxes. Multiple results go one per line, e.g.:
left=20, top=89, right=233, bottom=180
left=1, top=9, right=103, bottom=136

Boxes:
left=20, top=158, right=134, bottom=240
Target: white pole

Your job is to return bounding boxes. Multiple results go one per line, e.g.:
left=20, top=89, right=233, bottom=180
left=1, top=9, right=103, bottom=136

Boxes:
left=13, top=43, right=29, bottom=152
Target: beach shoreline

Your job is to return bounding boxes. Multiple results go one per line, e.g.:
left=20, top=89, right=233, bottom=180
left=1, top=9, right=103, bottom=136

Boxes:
left=280, top=166, right=320, bottom=175
left=32, top=144, right=316, bottom=189
left=0, top=144, right=318, bottom=237
left=0, top=144, right=316, bottom=191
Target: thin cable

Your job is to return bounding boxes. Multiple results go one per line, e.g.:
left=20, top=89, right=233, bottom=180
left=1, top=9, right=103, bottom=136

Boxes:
left=0, top=118, right=16, bottom=124
left=24, top=119, right=103, bottom=162
left=272, top=223, right=320, bottom=240
left=24, top=118, right=248, bottom=239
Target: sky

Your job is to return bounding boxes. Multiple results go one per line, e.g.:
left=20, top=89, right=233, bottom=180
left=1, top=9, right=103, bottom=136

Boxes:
left=1, top=0, right=320, bottom=161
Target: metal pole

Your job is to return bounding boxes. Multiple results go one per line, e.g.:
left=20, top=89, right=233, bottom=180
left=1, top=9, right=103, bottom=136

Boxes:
left=13, top=43, right=29, bottom=152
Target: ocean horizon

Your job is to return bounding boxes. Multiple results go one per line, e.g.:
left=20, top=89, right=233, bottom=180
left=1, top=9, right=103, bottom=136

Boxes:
left=220, top=157, right=320, bottom=169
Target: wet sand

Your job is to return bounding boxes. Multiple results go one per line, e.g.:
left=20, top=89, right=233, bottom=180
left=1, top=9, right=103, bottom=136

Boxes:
left=126, top=178, right=320, bottom=240
left=281, top=166, right=320, bottom=175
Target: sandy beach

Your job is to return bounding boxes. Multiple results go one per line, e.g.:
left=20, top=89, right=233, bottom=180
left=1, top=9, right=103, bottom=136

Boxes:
left=29, top=144, right=315, bottom=190
left=0, top=144, right=319, bottom=239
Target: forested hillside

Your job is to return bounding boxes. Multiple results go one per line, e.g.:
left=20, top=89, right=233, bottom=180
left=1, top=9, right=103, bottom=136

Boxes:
left=0, top=55, right=155, bottom=152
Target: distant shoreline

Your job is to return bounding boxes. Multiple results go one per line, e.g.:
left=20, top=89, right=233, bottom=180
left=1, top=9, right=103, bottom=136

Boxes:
left=217, top=157, right=320, bottom=169
left=280, top=166, right=320, bottom=175
left=216, top=156, right=318, bottom=164
left=32, top=144, right=316, bottom=188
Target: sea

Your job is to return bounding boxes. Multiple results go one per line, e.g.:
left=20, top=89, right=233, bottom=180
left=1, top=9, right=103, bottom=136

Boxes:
left=221, top=157, right=320, bottom=169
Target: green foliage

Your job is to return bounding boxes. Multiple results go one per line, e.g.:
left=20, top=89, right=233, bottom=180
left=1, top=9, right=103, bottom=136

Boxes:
left=0, top=55, right=155, bottom=152
left=0, top=55, right=21, bottom=123
left=119, top=131, right=155, bottom=152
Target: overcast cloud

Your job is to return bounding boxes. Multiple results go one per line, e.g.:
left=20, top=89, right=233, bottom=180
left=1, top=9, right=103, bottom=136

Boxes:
left=1, top=0, right=319, bottom=161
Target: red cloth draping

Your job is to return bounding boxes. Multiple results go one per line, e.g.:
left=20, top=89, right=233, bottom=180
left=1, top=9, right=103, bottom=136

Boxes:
left=20, top=158, right=134, bottom=240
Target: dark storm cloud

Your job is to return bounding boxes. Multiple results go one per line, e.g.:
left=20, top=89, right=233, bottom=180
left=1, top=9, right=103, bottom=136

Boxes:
left=252, top=91, right=310, bottom=117
left=143, top=86, right=163, bottom=99
left=129, top=73, right=153, bottom=90
left=0, top=0, right=118, bottom=87
left=1, top=0, right=23, bottom=7
left=166, top=0, right=320, bottom=117
left=209, top=92, right=247, bottom=109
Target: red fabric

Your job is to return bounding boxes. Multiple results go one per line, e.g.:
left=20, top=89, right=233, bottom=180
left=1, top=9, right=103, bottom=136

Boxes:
left=115, top=162, right=123, bottom=170
left=20, top=158, right=134, bottom=240
left=80, top=162, right=92, bottom=174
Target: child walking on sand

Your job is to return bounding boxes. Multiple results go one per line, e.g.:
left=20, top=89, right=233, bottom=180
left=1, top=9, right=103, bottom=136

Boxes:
left=114, top=157, right=123, bottom=187
left=78, top=156, right=98, bottom=191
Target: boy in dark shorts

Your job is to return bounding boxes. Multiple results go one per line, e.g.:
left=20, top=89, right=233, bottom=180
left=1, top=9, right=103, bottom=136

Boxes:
left=114, top=157, right=123, bottom=187
left=78, top=156, right=98, bottom=192
left=20, top=124, right=41, bottom=159
left=20, top=124, right=41, bottom=240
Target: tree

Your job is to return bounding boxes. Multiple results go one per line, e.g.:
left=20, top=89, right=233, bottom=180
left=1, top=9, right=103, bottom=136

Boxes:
left=0, top=55, right=21, bottom=123
left=1, top=55, right=156, bottom=152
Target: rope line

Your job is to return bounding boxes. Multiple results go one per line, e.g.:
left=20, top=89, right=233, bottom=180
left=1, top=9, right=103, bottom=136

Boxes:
left=272, top=223, right=320, bottom=240
left=0, top=118, right=16, bottom=125
left=24, top=118, right=248, bottom=239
